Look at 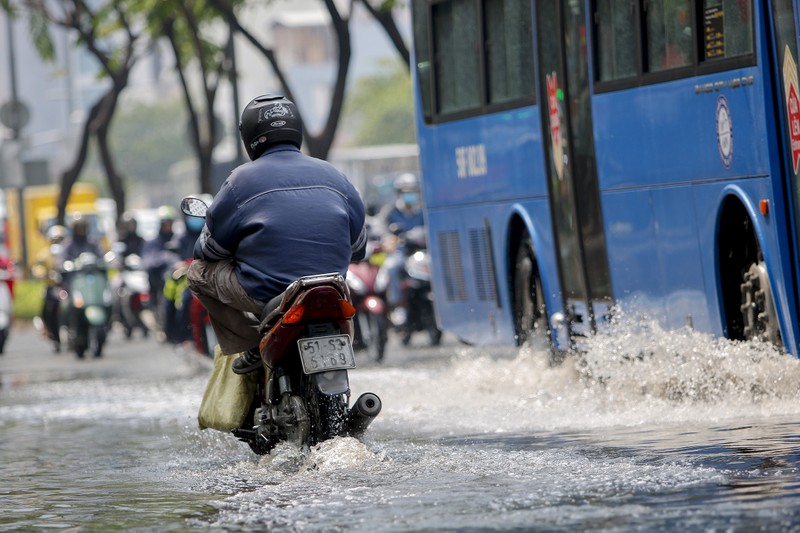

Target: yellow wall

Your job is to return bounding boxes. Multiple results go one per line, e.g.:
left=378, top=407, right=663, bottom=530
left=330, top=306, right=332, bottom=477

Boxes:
left=6, top=183, right=100, bottom=271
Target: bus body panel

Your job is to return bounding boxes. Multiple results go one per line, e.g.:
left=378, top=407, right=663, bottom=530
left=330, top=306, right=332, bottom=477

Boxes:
left=602, top=186, right=714, bottom=334
left=426, top=198, right=561, bottom=346
left=592, top=69, right=769, bottom=192
left=419, top=107, right=546, bottom=209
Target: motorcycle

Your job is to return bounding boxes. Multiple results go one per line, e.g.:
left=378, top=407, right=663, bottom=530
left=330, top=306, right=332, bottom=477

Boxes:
left=385, top=226, right=442, bottom=346
left=189, top=290, right=216, bottom=357
left=346, top=241, right=389, bottom=362
left=32, top=243, right=65, bottom=353
left=60, top=252, right=112, bottom=358
left=0, top=256, right=14, bottom=353
left=181, top=196, right=382, bottom=455
left=111, top=253, right=151, bottom=339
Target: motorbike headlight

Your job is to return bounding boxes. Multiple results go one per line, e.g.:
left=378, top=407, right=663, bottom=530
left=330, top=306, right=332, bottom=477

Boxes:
left=85, top=306, right=106, bottom=324
left=346, top=271, right=366, bottom=294
left=73, top=290, right=84, bottom=309
left=406, top=253, right=432, bottom=281
left=375, top=268, right=390, bottom=293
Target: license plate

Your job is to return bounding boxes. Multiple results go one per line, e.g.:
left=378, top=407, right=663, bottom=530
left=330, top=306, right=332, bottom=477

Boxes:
left=298, top=334, right=356, bottom=374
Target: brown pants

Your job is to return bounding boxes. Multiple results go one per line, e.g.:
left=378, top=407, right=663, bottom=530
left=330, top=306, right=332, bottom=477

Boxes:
left=187, top=259, right=265, bottom=355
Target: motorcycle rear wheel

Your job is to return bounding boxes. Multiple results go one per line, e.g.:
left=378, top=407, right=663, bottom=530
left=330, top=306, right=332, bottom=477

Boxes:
left=304, top=377, right=348, bottom=447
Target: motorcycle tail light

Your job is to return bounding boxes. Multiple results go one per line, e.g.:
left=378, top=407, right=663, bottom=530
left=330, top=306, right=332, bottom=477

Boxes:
left=283, top=288, right=356, bottom=325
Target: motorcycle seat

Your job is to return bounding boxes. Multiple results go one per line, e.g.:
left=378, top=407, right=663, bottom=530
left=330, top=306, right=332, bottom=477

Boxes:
left=260, top=293, right=284, bottom=325
left=259, top=273, right=348, bottom=330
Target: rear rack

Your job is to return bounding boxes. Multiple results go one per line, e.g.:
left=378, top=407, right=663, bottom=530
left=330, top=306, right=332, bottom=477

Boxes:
left=260, top=272, right=349, bottom=327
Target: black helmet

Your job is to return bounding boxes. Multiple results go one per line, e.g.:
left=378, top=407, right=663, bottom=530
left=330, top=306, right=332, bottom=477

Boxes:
left=239, top=94, right=303, bottom=160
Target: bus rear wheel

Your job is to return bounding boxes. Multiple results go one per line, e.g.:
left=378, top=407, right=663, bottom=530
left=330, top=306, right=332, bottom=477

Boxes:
left=740, top=259, right=781, bottom=346
left=513, top=236, right=549, bottom=348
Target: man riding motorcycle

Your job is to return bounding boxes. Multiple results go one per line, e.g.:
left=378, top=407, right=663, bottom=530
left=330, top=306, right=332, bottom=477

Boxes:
left=34, top=224, right=67, bottom=351
left=187, top=94, right=367, bottom=374
left=380, top=173, right=425, bottom=311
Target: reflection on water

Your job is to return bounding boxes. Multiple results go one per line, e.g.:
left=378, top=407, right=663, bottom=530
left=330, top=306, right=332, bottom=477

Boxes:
left=3, top=318, right=800, bottom=531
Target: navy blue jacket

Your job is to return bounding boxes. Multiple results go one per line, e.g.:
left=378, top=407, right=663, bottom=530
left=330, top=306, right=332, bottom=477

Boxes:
left=194, top=144, right=367, bottom=303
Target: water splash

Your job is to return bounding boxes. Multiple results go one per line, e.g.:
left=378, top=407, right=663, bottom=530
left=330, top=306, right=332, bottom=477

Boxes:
left=353, top=315, right=800, bottom=437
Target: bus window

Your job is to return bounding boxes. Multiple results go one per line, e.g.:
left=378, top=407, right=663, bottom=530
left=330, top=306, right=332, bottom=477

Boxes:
left=595, top=0, right=638, bottom=82
left=485, top=0, right=534, bottom=104
left=647, top=0, right=693, bottom=72
left=433, top=0, right=481, bottom=115
left=701, top=0, right=754, bottom=61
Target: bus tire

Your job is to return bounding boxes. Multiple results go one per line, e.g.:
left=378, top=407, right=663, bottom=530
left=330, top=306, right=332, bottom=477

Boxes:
left=719, top=198, right=781, bottom=348
left=740, top=259, right=781, bottom=346
left=513, top=235, right=548, bottom=348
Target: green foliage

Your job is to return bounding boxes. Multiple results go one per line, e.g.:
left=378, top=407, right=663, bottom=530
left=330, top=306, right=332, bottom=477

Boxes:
left=13, top=279, right=44, bottom=320
left=0, top=1, right=14, bottom=15
left=108, top=98, right=192, bottom=185
left=344, top=60, right=415, bottom=146
left=28, top=11, right=56, bottom=61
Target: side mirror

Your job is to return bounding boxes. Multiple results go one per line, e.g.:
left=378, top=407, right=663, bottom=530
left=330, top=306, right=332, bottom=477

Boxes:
left=181, top=197, right=208, bottom=218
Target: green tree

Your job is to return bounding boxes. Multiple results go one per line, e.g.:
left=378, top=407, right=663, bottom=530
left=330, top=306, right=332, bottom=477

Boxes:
left=108, top=98, right=192, bottom=186
left=9, top=0, right=146, bottom=223
left=344, top=62, right=414, bottom=146
left=153, top=0, right=234, bottom=194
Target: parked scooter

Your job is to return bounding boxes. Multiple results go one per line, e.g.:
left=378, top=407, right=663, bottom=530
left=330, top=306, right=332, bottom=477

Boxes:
left=60, top=252, right=112, bottom=358
left=386, top=226, right=442, bottom=346
left=346, top=241, right=389, bottom=362
left=182, top=197, right=381, bottom=455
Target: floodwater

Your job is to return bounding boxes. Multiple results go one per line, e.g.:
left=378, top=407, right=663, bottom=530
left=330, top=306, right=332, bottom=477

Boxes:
left=4, top=319, right=800, bottom=532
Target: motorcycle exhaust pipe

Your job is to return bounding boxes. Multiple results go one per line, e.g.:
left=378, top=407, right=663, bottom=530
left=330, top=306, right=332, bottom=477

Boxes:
left=346, top=392, right=382, bottom=437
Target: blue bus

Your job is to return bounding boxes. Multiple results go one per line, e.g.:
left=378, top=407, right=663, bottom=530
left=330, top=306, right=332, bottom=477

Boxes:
left=411, top=0, right=800, bottom=357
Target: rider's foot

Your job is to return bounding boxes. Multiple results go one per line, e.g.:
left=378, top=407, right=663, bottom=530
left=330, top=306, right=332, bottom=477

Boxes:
left=232, top=348, right=262, bottom=374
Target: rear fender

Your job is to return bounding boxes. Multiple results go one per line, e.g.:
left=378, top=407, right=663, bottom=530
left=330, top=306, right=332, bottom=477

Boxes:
left=312, top=370, right=350, bottom=395
left=260, top=318, right=354, bottom=368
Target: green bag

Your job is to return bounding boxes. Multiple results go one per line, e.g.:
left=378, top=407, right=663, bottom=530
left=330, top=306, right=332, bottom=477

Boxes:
left=198, top=345, right=258, bottom=431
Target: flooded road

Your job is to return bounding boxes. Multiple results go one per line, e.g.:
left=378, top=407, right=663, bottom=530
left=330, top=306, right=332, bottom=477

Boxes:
left=3, top=320, right=800, bottom=531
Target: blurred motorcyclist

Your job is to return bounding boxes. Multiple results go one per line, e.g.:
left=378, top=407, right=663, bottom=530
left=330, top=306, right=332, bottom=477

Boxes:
left=117, top=211, right=145, bottom=257
left=187, top=94, right=367, bottom=373
left=383, top=173, right=424, bottom=235
left=380, top=173, right=425, bottom=310
left=33, top=224, right=67, bottom=351
left=163, top=194, right=211, bottom=347
left=141, top=206, right=179, bottom=336
left=63, top=215, right=102, bottom=262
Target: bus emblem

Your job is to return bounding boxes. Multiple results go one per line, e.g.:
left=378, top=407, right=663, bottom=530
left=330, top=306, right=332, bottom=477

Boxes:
left=715, top=95, right=733, bottom=169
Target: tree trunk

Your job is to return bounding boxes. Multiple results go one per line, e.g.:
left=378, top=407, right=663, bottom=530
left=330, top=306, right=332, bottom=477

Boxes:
left=57, top=90, right=110, bottom=226
left=359, top=0, right=409, bottom=68
left=96, top=120, right=126, bottom=222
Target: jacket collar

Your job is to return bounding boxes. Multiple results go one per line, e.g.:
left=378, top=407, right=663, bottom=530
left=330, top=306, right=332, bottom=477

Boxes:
left=259, top=143, right=300, bottom=158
